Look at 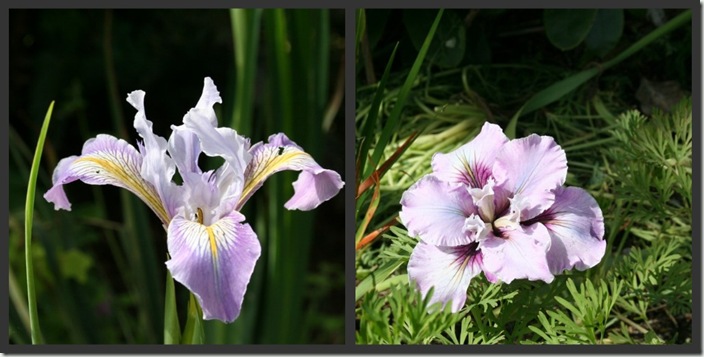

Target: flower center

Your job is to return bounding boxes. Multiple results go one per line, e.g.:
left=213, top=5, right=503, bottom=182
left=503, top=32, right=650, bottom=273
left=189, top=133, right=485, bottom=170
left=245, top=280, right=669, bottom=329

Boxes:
left=469, top=179, right=522, bottom=240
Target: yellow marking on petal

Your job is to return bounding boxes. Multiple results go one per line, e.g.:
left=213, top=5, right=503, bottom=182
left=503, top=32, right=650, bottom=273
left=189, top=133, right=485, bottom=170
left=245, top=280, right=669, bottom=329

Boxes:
left=238, top=149, right=310, bottom=208
left=205, top=226, right=218, bottom=259
left=77, top=156, right=170, bottom=224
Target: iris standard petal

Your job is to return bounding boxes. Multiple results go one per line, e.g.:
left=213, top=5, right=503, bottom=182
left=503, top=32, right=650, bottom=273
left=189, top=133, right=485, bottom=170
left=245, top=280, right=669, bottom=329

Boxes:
left=492, top=134, right=567, bottom=220
left=467, top=177, right=496, bottom=222
left=480, top=224, right=554, bottom=284
left=194, top=77, right=222, bottom=127
left=165, top=211, right=261, bottom=323
left=399, top=175, right=479, bottom=247
left=431, top=122, right=508, bottom=188
left=127, top=90, right=179, bottom=219
left=239, top=133, right=344, bottom=211
left=533, top=186, right=606, bottom=275
left=408, top=241, right=483, bottom=313
left=43, top=134, right=169, bottom=224
left=183, top=105, right=251, bottom=195
left=168, top=125, right=202, bottom=180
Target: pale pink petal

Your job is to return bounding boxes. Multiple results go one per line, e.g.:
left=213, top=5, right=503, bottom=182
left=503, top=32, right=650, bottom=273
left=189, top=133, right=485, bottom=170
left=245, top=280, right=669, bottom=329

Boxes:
left=493, top=134, right=567, bottom=220
left=431, top=122, right=508, bottom=188
left=534, top=187, right=606, bottom=275
left=408, top=241, right=483, bottom=312
left=400, top=175, right=479, bottom=247
left=480, top=224, right=554, bottom=284
left=166, top=211, right=261, bottom=323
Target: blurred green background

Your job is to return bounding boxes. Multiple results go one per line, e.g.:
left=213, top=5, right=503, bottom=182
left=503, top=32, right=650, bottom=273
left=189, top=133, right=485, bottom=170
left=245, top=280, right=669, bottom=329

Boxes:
left=9, top=9, right=345, bottom=344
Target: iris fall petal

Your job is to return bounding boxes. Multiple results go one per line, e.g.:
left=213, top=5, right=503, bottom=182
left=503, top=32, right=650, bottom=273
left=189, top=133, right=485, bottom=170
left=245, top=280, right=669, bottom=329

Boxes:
left=408, top=241, right=483, bottom=313
left=240, top=133, right=343, bottom=211
left=537, top=186, right=606, bottom=275
left=400, top=175, right=479, bottom=247
left=480, top=224, right=554, bottom=284
left=165, top=211, right=261, bottom=323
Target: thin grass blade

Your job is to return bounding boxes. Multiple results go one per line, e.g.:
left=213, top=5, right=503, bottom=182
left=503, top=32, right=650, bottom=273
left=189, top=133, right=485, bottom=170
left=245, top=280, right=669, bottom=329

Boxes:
left=24, top=101, right=54, bottom=344
left=367, top=9, right=444, bottom=176
left=181, top=293, right=204, bottom=344
left=357, top=43, right=399, bottom=178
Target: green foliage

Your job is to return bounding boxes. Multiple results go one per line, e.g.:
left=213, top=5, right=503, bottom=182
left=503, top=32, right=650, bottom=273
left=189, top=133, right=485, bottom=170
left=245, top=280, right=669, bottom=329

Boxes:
left=357, top=283, right=461, bottom=344
left=610, top=241, right=692, bottom=329
left=606, top=99, right=692, bottom=226
left=531, top=279, right=622, bottom=344
left=355, top=226, right=412, bottom=300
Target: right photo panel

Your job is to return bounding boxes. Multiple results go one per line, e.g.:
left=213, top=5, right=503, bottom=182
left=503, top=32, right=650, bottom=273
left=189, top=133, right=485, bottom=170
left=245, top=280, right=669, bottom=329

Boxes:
left=355, top=9, right=693, bottom=345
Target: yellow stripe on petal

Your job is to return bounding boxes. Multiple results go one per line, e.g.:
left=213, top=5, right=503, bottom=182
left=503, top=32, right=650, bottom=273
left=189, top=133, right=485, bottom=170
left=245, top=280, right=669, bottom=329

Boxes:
left=206, top=226, right=218, bottom=259
left=75, top=155, right=169, bottom=224
left=238, top=149, right=310, bottom=208
left=165, top=211, right=260, bottom=323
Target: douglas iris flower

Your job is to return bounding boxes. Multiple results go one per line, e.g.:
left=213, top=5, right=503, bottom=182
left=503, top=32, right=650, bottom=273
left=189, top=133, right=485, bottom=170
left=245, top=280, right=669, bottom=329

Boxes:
left=399, top=122, right=605, bottom=312
left=44, top=77, right=344, bottom=323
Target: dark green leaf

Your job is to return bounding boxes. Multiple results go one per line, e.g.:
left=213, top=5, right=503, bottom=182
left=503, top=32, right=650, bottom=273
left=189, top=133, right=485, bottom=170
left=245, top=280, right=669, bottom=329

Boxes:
left=584, top=10, right=624, bottom=58
left=544, top=9, right=597, bottom=51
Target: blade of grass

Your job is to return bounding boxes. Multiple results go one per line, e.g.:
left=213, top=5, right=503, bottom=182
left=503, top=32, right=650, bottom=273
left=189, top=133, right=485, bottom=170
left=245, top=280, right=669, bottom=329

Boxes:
left=264, top=9, right=294, bottom=344
left=355, top=9, right=366, bottom=64
left=230, top=9, right=263, bottom=132
left=181, top=293, right=204, bottom=344
left=322, top=53, right=344, bottom=133
left=357, top=43, right=399, bottom=179
left=355, top=172, right=381, bottom=246
left=291, top=9, right=328, bottom=342
left=355, top=259, right=405, bottom=301
left=356, top=216, right=397, bottom=251
left=366, top=9, right=444, bottom=178
left=357, top=131, right=419, bottom=198
left=25, top=101, right=54, bottom=344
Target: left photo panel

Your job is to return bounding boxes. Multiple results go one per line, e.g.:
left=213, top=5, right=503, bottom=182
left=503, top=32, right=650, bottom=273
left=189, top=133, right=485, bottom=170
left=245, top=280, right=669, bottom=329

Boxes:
left=9, top=9, right=346, bottom=345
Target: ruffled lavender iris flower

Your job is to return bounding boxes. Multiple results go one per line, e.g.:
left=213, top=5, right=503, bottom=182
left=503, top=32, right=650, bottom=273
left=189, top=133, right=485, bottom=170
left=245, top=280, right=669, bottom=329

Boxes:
left=400, top=122, right=605, bottom=312
left=44, top=77, right=344, bottom=323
